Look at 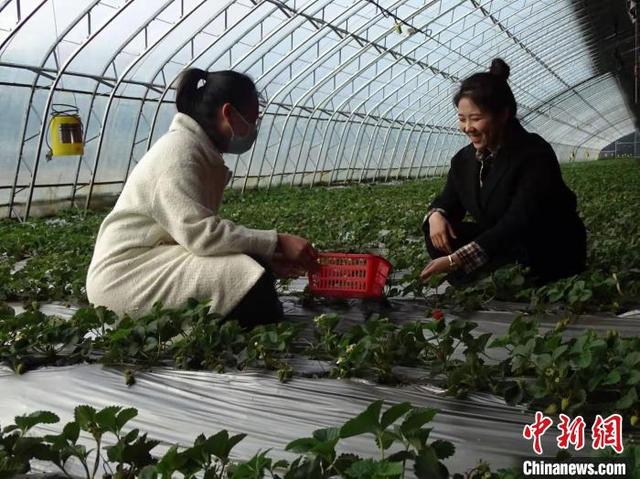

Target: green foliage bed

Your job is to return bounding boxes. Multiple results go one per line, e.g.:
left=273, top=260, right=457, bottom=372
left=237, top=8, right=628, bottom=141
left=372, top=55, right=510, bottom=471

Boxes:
left=0, top=158, right=638, bottom=312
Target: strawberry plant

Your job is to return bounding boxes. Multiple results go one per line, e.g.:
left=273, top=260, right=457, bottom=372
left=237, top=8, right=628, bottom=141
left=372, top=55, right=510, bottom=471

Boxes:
left=0, top=401, right=456, bottom=479
left=492, top=316, right=640, bottom=420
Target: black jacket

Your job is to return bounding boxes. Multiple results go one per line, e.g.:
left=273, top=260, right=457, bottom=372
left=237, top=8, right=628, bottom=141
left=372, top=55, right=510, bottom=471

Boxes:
left=430, top=120, right=586, bottom=280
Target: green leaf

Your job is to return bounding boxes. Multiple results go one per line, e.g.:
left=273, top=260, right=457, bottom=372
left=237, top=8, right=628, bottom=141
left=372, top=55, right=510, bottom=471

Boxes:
left=625, top=352, right=640, bottom=368
left=380, top=402, right=412, bottom=429
left=627, top=370, right=640, bottom=385
left=312, top=427, right=341, bottom=443
left=139, top=465, right=158, bottom=479
left=62, top=421, right=80, bottom=443
left=616, top=388, right=638, bottom=410
left=375, top=430, right=399, bottom=451
left=116, top=408, right=138, bottom=431
left=414, top=447, right=447, bottom=479
left=345, top=459, right=403, bottom=478
left=14, top=411, right=59, bottom=433
left=285, top=437, right=319, bottom=454
left=340, top=400, right=383, bottom=438
left=96, top=405, right=120, bottom=433
left=204, top=430, right=246, bottom=461
left=602, top=370, right=622, bottom=386
left=74, top=405, right=96, bottom=431
left=552, top=345, right=568, bottom=361
left=400, top=408, right=437, bottom=436
left=573, top=349, right=593, bottom=368
left=155, top=445, right=185, bottom=475
left=431, top=440, right=455, bottom=459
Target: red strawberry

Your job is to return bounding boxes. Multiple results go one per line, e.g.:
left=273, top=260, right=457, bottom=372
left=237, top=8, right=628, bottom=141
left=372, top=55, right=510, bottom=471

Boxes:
left=432, top=309, right=444, bottom=321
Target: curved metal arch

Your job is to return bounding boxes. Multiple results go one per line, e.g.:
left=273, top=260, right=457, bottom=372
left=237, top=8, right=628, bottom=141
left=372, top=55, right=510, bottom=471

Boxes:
left=230, top=0, right=378, bottom=188
left=307, top=0, right=492, bottom=187
left=413, top=26, right=612, bottom=146
left=379, top=15, right=607, bottom=180
left=85, top=0, right=212, bottom=209
left=299, top=1, right=471, bottom=187
left=312, top=0, right=604, bottom=186
left=73, top=0, right=176, bottom=207
left=460, top=4, right=610, bottom=140
left=24, top=0, right=137, bottom=219
left=267, top=0, right=447, bottom=189
left=121, top=0, right=238, bottom=185
left=242, top=0, right=384, bottom=192
left=8, top=0, right=104, bottom=219
left=470, top=0, right=622, bottom=138
left=527, top=77, right=623, bottom=142
left=345, top=0, right=592, bottom=183
left=500, top=22, right=603, bottom=112
left=325, top=0, right=531, bottom=185
left=144, top=1, right=280, bottom=151
left=363, top=84, right=457, bottom=183
left=428, top=41, right=609, bottom=144
left=522, top=73, right=613, bottom=125
left=0, top=0, right=48, bottom=58
left=207, top=0, right=336, bottom=186
left=382, top=52, right=602, bottom=184
left=242, top=0, right=412, bottom=191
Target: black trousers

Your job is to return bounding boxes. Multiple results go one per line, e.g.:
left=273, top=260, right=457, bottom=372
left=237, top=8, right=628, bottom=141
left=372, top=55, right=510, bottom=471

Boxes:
left=225, top=257, right=284, bottom=328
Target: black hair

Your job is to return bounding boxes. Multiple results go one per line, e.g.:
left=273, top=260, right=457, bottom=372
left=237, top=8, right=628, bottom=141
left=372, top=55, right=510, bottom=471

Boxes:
left=175, top=68, right=258, bottom=131
left=453, top=58, right=517, bottom=119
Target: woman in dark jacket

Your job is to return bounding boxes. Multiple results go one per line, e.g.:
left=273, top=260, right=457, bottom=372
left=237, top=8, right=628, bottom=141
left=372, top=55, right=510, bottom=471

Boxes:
left=420, top=58, right=586, bottom=284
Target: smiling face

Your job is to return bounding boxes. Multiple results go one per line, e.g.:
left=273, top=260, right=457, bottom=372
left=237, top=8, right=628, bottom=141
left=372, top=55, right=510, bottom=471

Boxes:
left=457, top=96, right=506, bottom=152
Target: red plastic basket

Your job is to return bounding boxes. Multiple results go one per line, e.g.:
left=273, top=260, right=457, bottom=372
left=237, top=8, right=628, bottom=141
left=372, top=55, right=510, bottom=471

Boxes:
left=308, top=253, right=392, bottom=299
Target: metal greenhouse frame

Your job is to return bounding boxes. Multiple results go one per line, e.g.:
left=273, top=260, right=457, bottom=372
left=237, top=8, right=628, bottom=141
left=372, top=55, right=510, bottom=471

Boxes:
left=0, top=0, right=637, bottom=219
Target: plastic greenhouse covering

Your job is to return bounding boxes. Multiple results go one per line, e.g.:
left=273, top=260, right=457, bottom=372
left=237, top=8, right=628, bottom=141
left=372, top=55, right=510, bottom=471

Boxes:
left=2, top=1, right=640, bottom=477
left=0, top=0, right=638, bottom=219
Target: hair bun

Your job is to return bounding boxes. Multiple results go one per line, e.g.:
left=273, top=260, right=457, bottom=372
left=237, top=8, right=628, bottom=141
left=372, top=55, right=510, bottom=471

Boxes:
left=489, top=58, right=510, bottom=81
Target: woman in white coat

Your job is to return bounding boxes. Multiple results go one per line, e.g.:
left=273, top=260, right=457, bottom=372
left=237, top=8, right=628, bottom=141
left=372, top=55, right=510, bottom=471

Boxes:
left=86, top=69, right=318, bottom=326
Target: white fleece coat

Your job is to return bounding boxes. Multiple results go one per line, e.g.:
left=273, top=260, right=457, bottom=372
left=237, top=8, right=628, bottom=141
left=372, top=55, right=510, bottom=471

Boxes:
left=86, top=113, right=277, bottom=317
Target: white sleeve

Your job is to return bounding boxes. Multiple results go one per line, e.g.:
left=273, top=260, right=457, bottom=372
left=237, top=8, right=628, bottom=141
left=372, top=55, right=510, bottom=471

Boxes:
left=151, top=161, right=277, bottom=258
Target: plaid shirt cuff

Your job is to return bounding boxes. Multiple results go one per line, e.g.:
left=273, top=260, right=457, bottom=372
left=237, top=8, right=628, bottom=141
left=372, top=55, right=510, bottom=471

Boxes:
left=452, top=241, right=488, bottom=274
left=422, top=208, right=447, bottom=225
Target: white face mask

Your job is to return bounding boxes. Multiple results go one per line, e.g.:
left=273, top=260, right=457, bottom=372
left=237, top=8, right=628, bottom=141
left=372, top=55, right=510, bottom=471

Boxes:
left=227, top=106, right=258, bottom=154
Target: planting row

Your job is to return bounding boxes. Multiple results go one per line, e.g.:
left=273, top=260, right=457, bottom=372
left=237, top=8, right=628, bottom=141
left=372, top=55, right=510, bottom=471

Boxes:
left=0, top=159, right=638, bottom=313
left=2, top=300, right=640, bottom=422
left=6, top=400, right=637, bottom=479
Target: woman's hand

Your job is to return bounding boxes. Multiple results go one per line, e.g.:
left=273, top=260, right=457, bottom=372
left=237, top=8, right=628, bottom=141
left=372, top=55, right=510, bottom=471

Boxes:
left=420, top=256, right=457, bottom=282
left=428, top=211, right=457, bottom=253
left=270, top=255, right=307, bottom=279
left=275, top=233, right=319, bottom=272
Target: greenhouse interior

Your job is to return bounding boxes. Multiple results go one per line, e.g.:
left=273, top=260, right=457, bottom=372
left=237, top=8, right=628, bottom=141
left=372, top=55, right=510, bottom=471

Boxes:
left=1, top=0, right=640, bottom=477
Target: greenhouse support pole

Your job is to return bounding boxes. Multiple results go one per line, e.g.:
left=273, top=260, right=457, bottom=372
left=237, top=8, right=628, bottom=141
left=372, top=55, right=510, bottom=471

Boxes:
left=85, top=0, right=199, bottom=211
left=306, top=2, right=441, bottom=187
left=25, top=0, right=135, bottom=219
left=265, top=0, right=414, bottom=189
left=241, top=0, right=367, bottom=192
left=216, top=0, right=333, bottom=189
left=0, top=0, right=47, bottom=56
left=8, top=1, right=103, bottom=219
left=144, top=2, right=270, bottom=152
left=75, top=0, right=183, bottom=209
left=121, top=1, right=237, bottom=191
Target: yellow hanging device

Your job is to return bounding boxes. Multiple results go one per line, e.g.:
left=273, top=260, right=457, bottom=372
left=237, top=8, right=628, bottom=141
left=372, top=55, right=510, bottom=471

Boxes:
left=48, top=104, right=84, bottom=158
